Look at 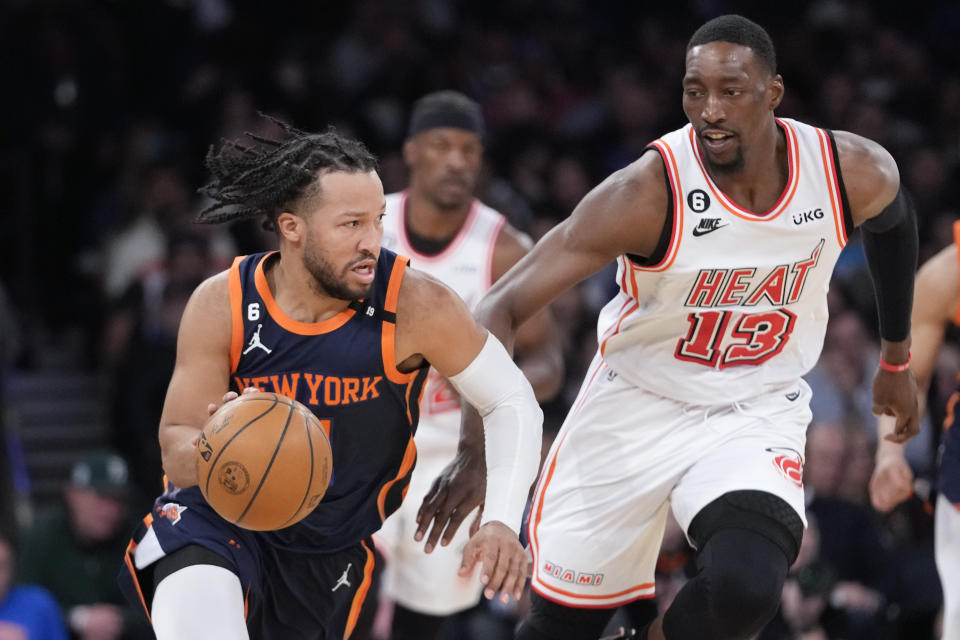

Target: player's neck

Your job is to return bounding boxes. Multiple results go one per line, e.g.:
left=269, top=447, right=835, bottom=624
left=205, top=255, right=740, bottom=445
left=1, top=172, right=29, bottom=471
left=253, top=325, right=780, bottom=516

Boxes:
left=268, top=254, right=353, bottom=322
left=404, top=189, right=471, bottom=240
left=708, top=122, right=788, bottom=214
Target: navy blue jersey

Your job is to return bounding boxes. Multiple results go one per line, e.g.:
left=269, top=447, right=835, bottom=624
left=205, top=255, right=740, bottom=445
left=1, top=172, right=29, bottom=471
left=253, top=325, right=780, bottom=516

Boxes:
left=159, top=249, right=427, bottom=554
left=940, top=385, right=960, bottom=504
left=120, top=249, right=429, bottom=638
left=228, top=249, right=428, bottom=550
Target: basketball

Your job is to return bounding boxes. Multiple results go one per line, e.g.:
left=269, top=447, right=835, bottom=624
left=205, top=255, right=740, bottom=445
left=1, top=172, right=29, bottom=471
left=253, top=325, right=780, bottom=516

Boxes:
left=196, top=391, right=333, bottom=531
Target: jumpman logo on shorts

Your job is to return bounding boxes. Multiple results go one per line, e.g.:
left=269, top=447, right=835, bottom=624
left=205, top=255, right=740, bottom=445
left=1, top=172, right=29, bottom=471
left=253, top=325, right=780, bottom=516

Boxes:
left=243, top=324, right=272, bottom=355
left=332, top=563, right=352, bottom=591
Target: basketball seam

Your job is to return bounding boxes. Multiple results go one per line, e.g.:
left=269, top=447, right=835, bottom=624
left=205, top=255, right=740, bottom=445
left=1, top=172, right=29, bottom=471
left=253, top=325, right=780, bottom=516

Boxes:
left=236, top=401, right=296, bottom=525
left=278, top=408, right=316, bottom=529
left=204, top=394, right=281, bottom=497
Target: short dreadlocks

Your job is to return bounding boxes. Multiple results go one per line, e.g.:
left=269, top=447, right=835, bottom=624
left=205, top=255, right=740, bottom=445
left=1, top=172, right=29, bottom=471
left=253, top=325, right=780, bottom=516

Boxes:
left=197, top=116, right=379, bottom=231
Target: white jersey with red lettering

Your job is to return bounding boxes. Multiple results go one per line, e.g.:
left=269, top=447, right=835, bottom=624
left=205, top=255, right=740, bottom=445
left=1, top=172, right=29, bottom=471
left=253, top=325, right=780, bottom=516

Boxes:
left=598, top=117, right=852, bottom=406
left=376, top=190, right=506, bottom=615
left=528, top=118, right=852, bottom=608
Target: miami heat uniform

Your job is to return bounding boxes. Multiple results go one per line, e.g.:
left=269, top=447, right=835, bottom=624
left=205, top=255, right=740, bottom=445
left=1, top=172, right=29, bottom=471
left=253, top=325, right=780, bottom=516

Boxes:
left=119, top=249, right=428, bottom=639
left=528, top=118, right=852, bottom=608
left=376, top=191, right=506, bottom=615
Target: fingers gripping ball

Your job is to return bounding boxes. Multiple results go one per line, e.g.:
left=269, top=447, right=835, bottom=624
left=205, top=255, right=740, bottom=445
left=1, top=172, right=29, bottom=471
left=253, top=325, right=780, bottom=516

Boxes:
left=196, top=392, right=332, bottom=531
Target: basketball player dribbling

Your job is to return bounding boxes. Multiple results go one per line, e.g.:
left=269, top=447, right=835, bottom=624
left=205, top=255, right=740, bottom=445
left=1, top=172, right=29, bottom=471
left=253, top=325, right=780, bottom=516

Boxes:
left=375, top=91, right=561, bottom=640
left=117, top=122, right=543, bottom=640
left=418, top=14, right=921, bottom=640
left=870, top=225, right=960, bottom=640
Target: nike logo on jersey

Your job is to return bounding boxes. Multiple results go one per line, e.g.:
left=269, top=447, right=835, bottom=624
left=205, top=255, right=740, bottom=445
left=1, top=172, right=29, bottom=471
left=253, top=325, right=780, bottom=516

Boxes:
left=785, top=391, right=800, bottom=401
left=692, top=218, right=729, bottom=237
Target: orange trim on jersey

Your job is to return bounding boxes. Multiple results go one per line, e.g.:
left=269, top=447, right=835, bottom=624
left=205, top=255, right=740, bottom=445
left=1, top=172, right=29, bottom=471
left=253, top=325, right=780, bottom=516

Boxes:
left=377, top=436, right=417, bottom=521
left=485, top=215, right=507, bottom=288
left=532, top=583, right=655, bottom=609
left=344, top=541, right=376, bottom=639
left=529, top=359, right=606, bottom=567
left=600, top=299, right=639, bottom=357
left=628, top=258, right=642, bottom=299
left=122, top=513, right=155, bottom=623
left=398, top=191, right=480, bottom=263
left=532, top=580, right=656, bottom=606
left=599, top=297, right=633, bottom=346
left=687, top=120, right=800, bottom=220
left=953, top=221, right=960, bottom=327
left=228, top=256, right=246, bottom=373
left=632, top=140, right=683, bottom=272
left=943, top=391, right=959, bottom=432
left=254, top=252, right=357, bottom=335
left=816, top=128, right=847, bottom=249
left=384, top=254, right=408, bottom=314
left=381, top=255, right=417, bottom=384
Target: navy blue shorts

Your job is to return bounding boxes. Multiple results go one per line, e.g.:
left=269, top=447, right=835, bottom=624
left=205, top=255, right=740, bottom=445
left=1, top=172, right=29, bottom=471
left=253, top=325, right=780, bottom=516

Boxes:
left=940, top=424, right=960, bottom=504
left=118, top=488, right=376, bottom=639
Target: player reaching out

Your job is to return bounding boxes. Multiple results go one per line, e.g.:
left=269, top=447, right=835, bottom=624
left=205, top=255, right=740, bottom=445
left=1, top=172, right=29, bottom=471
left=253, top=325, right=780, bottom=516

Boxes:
left=418, top=14, right=919, bottom=640
left=117, top=120, right=542, bottom=640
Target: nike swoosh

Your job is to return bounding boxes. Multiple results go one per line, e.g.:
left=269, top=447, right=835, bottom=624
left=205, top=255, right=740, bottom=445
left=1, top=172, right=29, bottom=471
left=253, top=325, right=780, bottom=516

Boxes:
left=692, top=223, right=729, bottom=237
left=785, top=391, right=800, bottom=401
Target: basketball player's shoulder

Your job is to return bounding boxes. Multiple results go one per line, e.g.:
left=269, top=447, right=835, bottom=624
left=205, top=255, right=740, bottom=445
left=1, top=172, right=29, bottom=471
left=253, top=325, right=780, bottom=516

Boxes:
left=916, top=241, right=960, bottom=324
left=828, top=129, right=899, bottom=213
left=563, top=148, right=668, bottom=256
left=490, top=217, right=533, bottom=279
left=180, top=267, right=233, bottom=335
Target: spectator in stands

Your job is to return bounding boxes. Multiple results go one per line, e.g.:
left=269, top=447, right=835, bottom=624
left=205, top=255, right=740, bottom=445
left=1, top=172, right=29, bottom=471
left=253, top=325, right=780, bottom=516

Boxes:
left=18, top=451, right=150, bottom=640
left=0, top=527, right=68, bottom=640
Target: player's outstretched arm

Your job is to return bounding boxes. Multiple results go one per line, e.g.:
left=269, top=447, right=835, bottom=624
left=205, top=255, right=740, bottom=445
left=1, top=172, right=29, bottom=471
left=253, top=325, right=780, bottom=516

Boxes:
left=412, top=225, right=566, bottom=553
left=395, top=269, right=542, bottom=601
left=158, top=271, right=234, bottom=488
left=836, top=130, right=920, bottom=442
left=871, top=243, right=958, bottom=511
left=414, top=152, right=671, bottom=546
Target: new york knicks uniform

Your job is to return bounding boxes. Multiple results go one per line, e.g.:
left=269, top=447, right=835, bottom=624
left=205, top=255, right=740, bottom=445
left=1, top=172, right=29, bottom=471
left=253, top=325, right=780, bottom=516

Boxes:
left=376, top=191, right=505, bottom=615
left=935, top=221, right=960, bottom=638
left=120, top=249, right=428, bottom=639
left=529, top=119, right=852, bottom=607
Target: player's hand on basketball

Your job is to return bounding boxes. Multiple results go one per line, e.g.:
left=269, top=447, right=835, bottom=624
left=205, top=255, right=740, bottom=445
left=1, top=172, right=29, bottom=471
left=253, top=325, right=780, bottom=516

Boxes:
left=871, top=367, right=920, bottom=443
left=869, top=452, right=914, bottom=512
left=415, top=444, right=485, bottom=553
left=459, top=520, right=527, bottom=604
left=206, top=387, right=260, bottom=417
left=198, top=388, right=260, bottom=445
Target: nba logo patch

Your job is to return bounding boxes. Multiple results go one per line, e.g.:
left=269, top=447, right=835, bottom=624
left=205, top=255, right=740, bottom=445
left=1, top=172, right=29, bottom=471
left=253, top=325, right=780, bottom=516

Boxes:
left=766, top=447, right=804, bottom=488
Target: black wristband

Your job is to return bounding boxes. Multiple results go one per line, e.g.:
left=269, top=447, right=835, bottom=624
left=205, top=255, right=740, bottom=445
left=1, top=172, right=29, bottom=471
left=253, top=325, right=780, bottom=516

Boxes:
left=861, top=187, right=918, bottom=342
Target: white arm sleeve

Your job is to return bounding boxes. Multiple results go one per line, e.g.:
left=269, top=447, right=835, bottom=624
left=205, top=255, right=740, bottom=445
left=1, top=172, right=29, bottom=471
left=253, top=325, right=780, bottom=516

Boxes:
left=446, top=332, right=543, bottom=534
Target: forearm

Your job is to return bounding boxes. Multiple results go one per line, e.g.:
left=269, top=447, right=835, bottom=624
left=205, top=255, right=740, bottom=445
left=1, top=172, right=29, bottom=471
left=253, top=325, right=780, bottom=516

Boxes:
left=875, top=413, right=906, bottom=461
left=159, top=424, right=202, bottom=487
left=448, top=334, right=543, bottom=533
left=862, top=188, right=918, bottom=343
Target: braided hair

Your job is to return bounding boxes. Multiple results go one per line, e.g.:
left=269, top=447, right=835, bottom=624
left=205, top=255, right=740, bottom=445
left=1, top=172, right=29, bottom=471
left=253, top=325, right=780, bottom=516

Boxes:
left=197, top=116, right=378, bottom=231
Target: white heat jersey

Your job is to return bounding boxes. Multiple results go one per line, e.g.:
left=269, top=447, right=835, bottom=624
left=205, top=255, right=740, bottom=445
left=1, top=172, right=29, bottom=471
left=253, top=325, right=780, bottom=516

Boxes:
left=598, top=118, right=852, bottom=406
left=381, top=191, right=506, bottom=458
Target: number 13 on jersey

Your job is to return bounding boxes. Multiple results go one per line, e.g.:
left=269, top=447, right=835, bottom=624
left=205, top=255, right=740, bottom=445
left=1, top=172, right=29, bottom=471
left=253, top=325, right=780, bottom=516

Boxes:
left=675, top=309, right=797, bottom=368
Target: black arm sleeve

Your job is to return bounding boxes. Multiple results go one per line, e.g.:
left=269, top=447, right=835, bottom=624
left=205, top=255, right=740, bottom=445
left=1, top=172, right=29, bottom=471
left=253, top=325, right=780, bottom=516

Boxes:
left=860, top=186, right=918, bottom=342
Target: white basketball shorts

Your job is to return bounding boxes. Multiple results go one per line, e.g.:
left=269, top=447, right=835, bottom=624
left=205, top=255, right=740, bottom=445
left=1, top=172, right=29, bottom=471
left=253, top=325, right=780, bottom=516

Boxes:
left=527, top=351, right=810, bottom=608
left=376, top=417, right=483, bottom=616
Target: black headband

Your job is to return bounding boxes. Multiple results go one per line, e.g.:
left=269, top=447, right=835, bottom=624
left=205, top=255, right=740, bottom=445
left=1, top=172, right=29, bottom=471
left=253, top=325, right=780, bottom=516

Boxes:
left=408, top=103, right=485, bottom=139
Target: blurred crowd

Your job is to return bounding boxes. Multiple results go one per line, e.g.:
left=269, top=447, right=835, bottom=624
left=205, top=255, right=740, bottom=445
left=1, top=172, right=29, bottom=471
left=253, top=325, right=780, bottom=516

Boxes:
left=2, top=0, right=960, bottom=638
